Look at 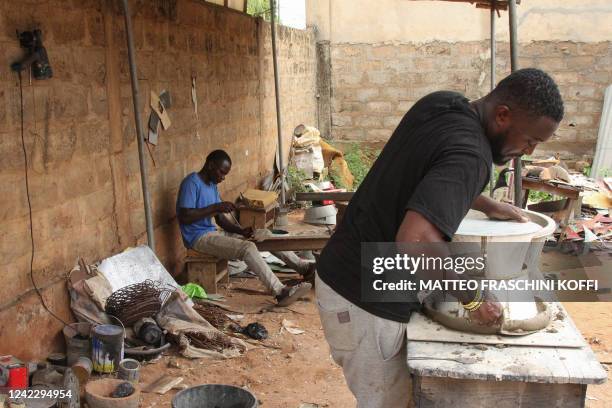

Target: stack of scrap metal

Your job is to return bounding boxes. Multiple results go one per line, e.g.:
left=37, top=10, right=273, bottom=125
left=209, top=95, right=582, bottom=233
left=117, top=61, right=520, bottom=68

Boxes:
left=563, top=214, right=612, bottom=243
left=562, top=178, right=612, bottom=243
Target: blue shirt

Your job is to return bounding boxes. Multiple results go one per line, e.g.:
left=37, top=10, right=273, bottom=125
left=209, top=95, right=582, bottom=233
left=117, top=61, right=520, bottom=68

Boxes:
left=176, top=172, right=221, bottom=248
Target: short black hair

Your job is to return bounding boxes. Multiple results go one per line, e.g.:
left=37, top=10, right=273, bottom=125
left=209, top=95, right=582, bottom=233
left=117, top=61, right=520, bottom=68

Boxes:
left=491, top=68, right=564, bottom=122
left=205, top=149, right=231, bottom=166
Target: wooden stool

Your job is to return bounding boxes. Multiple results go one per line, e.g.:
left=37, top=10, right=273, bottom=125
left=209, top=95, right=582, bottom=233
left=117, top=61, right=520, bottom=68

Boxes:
left=185, top=250, right=229, bottom=294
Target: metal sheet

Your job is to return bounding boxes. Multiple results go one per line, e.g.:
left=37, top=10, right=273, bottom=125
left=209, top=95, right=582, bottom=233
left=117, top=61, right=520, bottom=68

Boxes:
left=97, top=245, right=180, bottom=292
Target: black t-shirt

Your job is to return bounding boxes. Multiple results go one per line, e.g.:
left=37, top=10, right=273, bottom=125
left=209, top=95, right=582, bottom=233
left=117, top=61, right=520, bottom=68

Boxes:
left=317, top=91, right=492, bottom=322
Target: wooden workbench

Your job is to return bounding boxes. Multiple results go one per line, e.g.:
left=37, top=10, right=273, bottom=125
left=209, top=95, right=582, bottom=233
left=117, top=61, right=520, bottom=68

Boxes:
left=521, top=176, right=583, bottom=227
left=252, top=209, right=332, bottom=252
left=253, top=234, right=330, bottom=251
left=295, top=191, right=355, bottom=202
left=406, top=306, right=607, bottom=407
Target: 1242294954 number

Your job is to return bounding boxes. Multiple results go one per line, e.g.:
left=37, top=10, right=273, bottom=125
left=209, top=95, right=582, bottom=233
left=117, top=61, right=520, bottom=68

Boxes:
left=8, top=389, right=73, bottom=399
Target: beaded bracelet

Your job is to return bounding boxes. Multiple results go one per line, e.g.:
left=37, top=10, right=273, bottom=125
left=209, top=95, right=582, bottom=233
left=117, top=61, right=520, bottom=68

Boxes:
left=462, top=288, right=484, bottom=312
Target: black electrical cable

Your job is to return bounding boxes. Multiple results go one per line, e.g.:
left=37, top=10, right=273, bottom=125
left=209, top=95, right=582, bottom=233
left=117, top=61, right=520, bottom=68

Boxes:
left=17, top=71, right=68, bottom=326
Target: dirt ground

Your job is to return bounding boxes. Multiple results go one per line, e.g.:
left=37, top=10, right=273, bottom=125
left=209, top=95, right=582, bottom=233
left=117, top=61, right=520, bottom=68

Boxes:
left=140, top=275, right=356, bottom=408
left=563, top=302, right=611, bottom=407
left=139, top=253, right=611, bottom=408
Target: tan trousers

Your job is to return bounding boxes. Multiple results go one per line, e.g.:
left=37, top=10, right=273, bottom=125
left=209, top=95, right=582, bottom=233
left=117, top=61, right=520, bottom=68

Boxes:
left=316, top=274, right=413, bottom=408
left=192, top=231, right=308, bottom=296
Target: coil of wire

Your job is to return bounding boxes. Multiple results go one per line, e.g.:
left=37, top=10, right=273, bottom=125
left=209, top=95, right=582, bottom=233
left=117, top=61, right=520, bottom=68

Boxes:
left=105, top=279, right=174, bottom=326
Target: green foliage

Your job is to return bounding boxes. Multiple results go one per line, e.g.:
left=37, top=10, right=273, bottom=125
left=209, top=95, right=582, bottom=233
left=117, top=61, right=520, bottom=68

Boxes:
left=584, top=166, right=610, bottom=178
left=483, top=167, right=555, bottom=204
left=246, top=0, right=278, bottom=21
left=598, top=168, right=612, bottom=178
left=331, top=173, right=349, bottom=190
left=287, top=165, right=308, bottom=194
left=528, top=190, right=555, bottom=203
left=583, top=166, right=592, bottom=177
left=340, top=143, right=381, bottom=189
left=482, top=166, right=500, bottom=195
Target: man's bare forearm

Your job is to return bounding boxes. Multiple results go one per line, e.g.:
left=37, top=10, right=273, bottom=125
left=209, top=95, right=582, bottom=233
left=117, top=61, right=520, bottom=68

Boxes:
left=402, top=245, right=476, bottom=304
left=177, top=205, right=218, bottom=225
left=471, top=194, right=496, bottom=214
left=216, top=214, right=242, bottom=234
left=396, top=211, right=476, bottom=303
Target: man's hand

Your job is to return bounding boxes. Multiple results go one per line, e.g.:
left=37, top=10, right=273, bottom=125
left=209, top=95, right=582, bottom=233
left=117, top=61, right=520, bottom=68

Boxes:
left=214, top=201, right=236, bottom=214
left=472, top=195, right=528, bottom=223
left=468, top=291, right=503, bottom=326
left=240, top=226, right=254, bottom=238
left=485, top=201, right=529, bottom=223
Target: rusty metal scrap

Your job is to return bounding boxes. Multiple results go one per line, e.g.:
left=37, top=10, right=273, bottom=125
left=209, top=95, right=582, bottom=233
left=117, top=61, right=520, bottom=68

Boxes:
left=193, top=303, right=240, bottom=331
left=186, top=331, right=241, bottom=353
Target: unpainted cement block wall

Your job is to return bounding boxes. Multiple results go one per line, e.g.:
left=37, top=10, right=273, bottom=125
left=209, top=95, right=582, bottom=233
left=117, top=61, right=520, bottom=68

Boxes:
left=0, top=0, right=315, bottom=358
left=329, top=41, right=611, bottom=159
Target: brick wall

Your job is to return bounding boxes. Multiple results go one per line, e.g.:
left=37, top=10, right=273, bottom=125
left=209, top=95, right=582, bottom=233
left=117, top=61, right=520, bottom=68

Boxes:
left=0, top=0, right=316, bottom=359
left=329, top=41, right=612, bottom=159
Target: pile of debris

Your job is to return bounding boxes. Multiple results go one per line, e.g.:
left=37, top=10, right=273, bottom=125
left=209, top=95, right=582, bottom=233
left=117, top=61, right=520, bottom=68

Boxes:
left=0, top=246, right=250, bottom=407
left=509, top=156, right=611, bottom=245
left=285, top=125, right=356, bottom=225
left=490, top=154, right=611, bottom=246
left=563, top=175, right=612, bottom=244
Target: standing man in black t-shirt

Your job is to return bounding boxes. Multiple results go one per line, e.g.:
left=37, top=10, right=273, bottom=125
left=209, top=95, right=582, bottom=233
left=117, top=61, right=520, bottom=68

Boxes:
left=316, top=68, right=564, bottom=407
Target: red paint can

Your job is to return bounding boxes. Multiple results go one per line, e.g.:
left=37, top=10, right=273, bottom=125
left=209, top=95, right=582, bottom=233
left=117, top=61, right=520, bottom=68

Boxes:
left=0, top=355, right=28, bottom=389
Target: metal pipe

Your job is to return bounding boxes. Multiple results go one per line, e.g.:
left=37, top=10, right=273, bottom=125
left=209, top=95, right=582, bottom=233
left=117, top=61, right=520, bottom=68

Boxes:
left=488, top=1, right=497, bottom=197
left=508, top=0, right=522, bottom=207
left=121, top=0, right=155, bottom=251
left=270, top=0, right=286, bottom=206
left=509, top=0, right=519, bottom=72
left=490, top=1, right=496, bottom=90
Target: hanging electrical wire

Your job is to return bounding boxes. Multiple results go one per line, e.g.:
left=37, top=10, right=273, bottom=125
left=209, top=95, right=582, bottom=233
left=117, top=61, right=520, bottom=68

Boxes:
left=17, top=71, right=68, bottom=326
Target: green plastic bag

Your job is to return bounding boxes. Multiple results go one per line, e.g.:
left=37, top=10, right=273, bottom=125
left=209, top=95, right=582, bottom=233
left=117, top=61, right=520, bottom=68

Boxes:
left=181, top=283, right=208, bottom=299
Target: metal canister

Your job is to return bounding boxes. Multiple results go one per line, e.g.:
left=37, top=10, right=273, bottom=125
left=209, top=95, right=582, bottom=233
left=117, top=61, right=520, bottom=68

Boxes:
left=63, top=322, right=92, bottom=366
left=71, top=356, right=93, bottom=384
left=117, top=359, right=140, bottom=384
left=91, top=325, right=124, bottom=373
left=0, top=356, right=28, bottom=389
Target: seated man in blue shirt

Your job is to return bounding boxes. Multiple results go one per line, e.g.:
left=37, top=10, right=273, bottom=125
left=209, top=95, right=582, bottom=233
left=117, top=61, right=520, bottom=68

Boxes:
left=177, top=150, right=313, bottom=306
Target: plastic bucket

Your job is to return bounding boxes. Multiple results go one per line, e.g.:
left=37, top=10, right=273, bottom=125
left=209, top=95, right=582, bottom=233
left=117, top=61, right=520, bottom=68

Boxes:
left=172, top=384, right=257, bottom=408
left=91, top=324, right=124, bottom=373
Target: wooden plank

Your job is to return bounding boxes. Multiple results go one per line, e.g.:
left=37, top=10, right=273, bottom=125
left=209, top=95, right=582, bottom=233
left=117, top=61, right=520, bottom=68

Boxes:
left=295, top=191, right=355, bottom=202
left=185, top=249, right=220, bottom=261
left=144, top=375, right=184, bottom=394
left=438, top=0, right=521, bottom=10
left=187, top=262, right=218, bottom=294
left=215, top=267, right=229, bottom=284
left=406, top=339, right=607, bottom=384
left=408, top=341, right=565, bottom=383
left=521, top=178, right=581, bottom=199
left=413, top=376, right=586, bottom=408
left=238, top=206, right=276, bottom=229
left=254, top=235, right=329, bottom=251
left=556, top=346, right=607, bottom=384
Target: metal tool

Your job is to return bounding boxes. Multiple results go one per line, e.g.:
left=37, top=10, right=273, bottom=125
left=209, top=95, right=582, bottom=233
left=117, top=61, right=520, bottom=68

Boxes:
left=228, top=211, right=242, bottom=229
